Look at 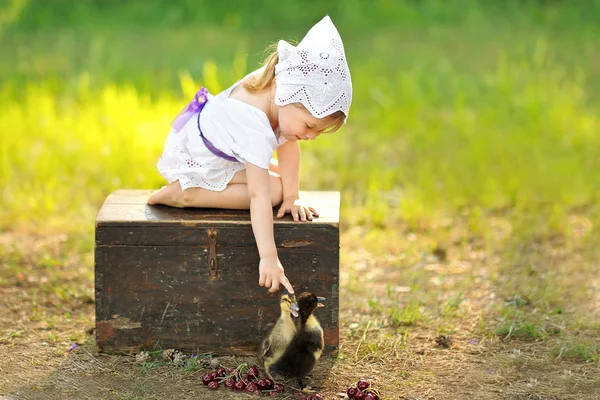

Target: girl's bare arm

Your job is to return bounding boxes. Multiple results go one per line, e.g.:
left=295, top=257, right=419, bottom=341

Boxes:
left=275, top=140, right=301, bottom=201
left=246, top=162, right=294, bottom=293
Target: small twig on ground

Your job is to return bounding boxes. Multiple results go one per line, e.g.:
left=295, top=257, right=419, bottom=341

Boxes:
left=355, top=320, right=372, bottom=359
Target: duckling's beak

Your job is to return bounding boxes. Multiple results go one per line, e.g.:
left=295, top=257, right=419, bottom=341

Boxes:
left=317, top=296, right=326, bottom=308
left=290, top=301, right=300, bottom=317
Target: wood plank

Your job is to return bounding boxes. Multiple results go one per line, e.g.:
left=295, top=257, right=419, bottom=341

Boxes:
left=96, top=224, right=338, bottom=247
left=97, top=190, right=340, bottom=225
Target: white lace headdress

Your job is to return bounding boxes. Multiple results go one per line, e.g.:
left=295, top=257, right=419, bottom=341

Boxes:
left=275, top=15, right=353, bottom=122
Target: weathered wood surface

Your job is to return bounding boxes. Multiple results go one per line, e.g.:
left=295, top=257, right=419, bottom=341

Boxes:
left=96, top=190, right=340, bottom=224
left=95, top=190, right=340, bottom=355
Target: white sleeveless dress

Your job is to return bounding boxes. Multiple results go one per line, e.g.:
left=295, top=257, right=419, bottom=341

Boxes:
left=157, top=73, right=286, bottom=191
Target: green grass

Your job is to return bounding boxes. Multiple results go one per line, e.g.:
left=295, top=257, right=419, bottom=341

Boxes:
left=1, top=1, right=600, bottom=234
left=552, top=338, right=600, bottom=362
left=441, top=292, right=463, bottom=319
left=2, top=42, right=599, bottom=233
left=494, top=305, right=563, bottom=340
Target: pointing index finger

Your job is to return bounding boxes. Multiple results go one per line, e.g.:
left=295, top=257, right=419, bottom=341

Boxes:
left=281, top=276, right=294, bottom=294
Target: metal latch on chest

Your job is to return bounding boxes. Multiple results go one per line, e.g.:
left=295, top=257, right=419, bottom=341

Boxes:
left=208, top=229, right=218, bottom=278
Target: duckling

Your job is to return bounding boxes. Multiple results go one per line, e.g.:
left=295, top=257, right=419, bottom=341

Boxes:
left=269, top=292, right=325, bottom=390
left=259, top=290, right=300, bottom=379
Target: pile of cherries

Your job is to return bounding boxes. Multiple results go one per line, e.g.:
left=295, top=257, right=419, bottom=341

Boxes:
left=201, top=363, right=284, bottom=396
left=201, top=363, right=380, bottom=399
left=346, top=379, right=380, bottom=399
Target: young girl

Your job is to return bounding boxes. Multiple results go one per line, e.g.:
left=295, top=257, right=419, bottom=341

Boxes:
left=148, top=16, right=352, bottom=295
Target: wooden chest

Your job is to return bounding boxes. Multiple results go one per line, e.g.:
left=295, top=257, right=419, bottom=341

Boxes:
left=94, top=190, right=339, bottom=355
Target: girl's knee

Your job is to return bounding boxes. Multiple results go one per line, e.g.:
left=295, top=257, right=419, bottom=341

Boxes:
left=270, top=175, right=283, bottom=207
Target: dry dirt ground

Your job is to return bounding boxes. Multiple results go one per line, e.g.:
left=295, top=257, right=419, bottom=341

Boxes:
left=1, top=223, right=599, bottom=400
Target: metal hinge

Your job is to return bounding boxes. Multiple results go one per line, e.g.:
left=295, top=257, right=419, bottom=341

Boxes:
left=208, top=229, right=218, bottom=278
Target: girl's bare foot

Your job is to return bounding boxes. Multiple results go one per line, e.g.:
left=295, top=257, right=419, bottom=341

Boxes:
left=148, top=181, right=185, bottom=207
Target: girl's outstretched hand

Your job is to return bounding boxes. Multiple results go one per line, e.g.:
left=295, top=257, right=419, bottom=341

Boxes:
left=259, top=256, right=294, bottom=294
left=276, top=197, right=319, bottom=222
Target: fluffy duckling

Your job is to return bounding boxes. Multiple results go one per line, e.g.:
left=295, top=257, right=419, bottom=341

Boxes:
left=259, top=290, right=300, bottom=379
left=269, top=292, right=325, bottom=389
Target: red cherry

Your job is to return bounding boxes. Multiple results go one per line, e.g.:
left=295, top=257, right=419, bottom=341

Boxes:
left=365, top=389, right=380, bottom=400
left=224, top=377, right=235, bottom=389
left=201, top=373, right=213, bottom=385
left=207, top=380, right=219, bottom=390
left=357, top=379, right=370, bottom=391
left=234, top=380, right=246, bottom=390
left=256, top=378, right=268, bottom=390
left=273, top=383, right=284, bottom=392
left=364, top=394, right=376, bottom=400
left=312, top=394, right=323, bottom=400
left=245, top=382, right=259, bottom=393
left=215, top=367, right=227, bottom=377
left=247, top=365, right=260, bottom=380
left=264, top=378, right=274, bottom=389
left=347, top=387, right=358, bottom=398
left=354, top=391, right=365, bottom=400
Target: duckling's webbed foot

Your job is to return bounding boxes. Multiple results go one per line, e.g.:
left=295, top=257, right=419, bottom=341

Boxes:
left=298, top=377, right=306, bottom=390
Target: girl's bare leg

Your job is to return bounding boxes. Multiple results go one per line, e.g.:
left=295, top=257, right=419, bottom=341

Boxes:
left=148, top=181, right=186, bottom=207
left=148, top=170, right=283, bottom=209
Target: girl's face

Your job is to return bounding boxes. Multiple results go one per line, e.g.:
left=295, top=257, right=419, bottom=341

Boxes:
left=276, top=103, right=328, bottom=142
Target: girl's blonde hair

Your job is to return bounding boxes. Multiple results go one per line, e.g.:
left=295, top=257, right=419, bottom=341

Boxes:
left=242, top=46, right=346, bottom=134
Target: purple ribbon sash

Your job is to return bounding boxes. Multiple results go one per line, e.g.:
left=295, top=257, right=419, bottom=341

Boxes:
left=171, top=87, right=239, bottom=163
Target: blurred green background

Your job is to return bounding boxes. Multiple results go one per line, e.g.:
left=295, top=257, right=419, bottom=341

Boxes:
left=1, top=0, right=599, bottom=235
